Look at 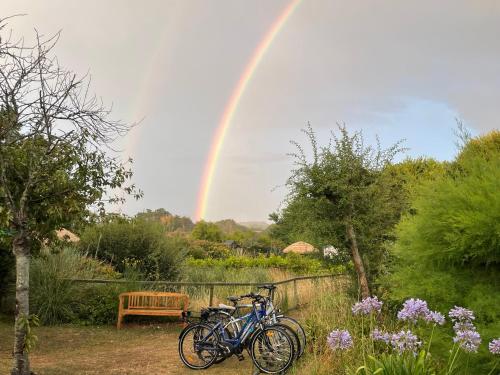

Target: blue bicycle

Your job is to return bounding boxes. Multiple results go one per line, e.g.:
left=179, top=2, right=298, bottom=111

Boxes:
left=178, top=293, right=295, bottom=373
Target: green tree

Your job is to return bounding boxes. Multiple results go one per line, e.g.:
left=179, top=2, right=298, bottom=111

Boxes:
left=273, top=124, right=405, bottom=297
left=191, top=220, right=223, bottom=242
left=135, top=209, right=194, bottom=232
left=135, top=208, right=171, bottom=222
left=0, top=20, right=139, bottom=375
left=382, top=131, right=500, bottom=371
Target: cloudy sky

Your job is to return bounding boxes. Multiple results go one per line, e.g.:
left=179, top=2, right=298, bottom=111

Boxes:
left=3, top=1, right=499, bottom=222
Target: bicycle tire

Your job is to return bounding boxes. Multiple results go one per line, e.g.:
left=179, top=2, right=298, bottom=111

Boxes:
left=277, top=316, right=306, bottom=357
left=250, top=326, right=295, bottom=374
left=178, top=322, right=220, bottom=369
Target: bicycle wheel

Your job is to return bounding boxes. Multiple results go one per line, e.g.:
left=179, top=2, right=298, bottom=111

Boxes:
left=273, top=323, right=300, bottom=360
left=277, top=316, right=306, bottom=357
left=250, top=326, right=294, bottom=374
left=207, top=311, right=241, bottom=364
left=178, top=323, right=220, bottom=369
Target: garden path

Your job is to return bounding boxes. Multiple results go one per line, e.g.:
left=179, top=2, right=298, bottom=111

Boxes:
left=0, top=322, right=256, bottom=375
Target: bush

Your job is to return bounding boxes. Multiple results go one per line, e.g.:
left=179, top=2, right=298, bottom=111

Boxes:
left=79, top=219, right=185, bottom=280
left=380, top=131, right=500, bottom=372
left=186, top=253, right=345, bottom=274
left=30, top=247, right=119, bottom=324
left=74, top=284, right=128, bottom=325
left=187, top=239, right=231, bottom=259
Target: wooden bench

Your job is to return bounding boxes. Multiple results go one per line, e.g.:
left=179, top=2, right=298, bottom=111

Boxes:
left=117, top=291, right=189, bottom=329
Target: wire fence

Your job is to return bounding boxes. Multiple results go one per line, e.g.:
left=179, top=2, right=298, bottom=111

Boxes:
left=64, top=273, right=349, bottom=312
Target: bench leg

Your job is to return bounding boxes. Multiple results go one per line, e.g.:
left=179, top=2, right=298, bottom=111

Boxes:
left=117, top=313, right=123, bottom=329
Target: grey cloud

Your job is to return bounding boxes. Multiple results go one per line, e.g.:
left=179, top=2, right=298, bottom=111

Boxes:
left=2, top=0, right=499, bottom=221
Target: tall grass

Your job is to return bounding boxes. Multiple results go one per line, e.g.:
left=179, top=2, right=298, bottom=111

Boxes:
left=30, top=247, right=120, bottom=324
left=290, top=278, right=364, bottom=375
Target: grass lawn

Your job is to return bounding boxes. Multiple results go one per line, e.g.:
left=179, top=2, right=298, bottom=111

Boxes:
left=0, top=317, right=253, bottom=375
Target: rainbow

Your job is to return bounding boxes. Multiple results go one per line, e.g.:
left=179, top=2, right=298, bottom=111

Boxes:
left=194, top=0, right=302, bottom=221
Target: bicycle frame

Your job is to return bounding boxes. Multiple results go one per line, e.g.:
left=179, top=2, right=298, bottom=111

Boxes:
left=198, top=301, right=267, bottom=351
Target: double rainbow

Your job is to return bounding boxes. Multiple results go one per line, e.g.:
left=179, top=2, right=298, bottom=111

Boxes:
left=194, top=0, right=302, bottom=221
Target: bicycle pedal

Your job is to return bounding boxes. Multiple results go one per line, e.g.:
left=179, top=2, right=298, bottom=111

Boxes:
left=237, top=353, right=244, bottom=361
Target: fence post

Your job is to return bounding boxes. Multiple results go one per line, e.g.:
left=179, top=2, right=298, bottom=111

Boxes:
left=293, top=279, right=298, bottom=308
left=209, top=285, right=214, bottom=306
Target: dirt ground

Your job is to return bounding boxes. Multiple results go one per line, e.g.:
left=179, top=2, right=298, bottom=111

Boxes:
left=0, top=321, right=256, bottom=375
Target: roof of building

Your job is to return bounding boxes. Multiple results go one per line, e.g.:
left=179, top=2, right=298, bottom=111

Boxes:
left=282, top=241, right=316, bottom=254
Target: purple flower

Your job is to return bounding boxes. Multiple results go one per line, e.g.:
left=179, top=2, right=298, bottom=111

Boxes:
left=372, top=328, right=391, bottom=344
left=489, top=338, right=500, bottom=355
left=425, top=310, right=446, bottom=325
left=449, top=306, right=475, bottom=323
left=397, top=299, right=430, bottom=323
left=390, top=330, right=422, bottom=354
left=453, top=321, right=475, bottom=333
left=453, top=329, right=481, bottom=353
left=352, top=296, right=383, bottom=315
left=327, top=329, right=353, bottom=351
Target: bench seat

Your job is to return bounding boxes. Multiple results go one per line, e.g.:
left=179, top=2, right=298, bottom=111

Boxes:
left=117, top=291, right=189, bottom=329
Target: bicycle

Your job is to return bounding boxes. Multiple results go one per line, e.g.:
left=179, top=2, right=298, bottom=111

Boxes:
left=209, top=285, right=307, bottom=358
left=179, top=293, right=296, bottom=374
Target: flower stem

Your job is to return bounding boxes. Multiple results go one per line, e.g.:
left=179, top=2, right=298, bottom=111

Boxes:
left=487, top=359, right=498, bottom=375
left=426, top=324, right=435, bottom=354
left=447, top=345, right=461, bottom=375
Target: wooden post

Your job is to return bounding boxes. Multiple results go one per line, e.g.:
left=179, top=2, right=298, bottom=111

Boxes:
left=293, top=279, right=298, bottom=308
left=209, top=285, right=214, bottom=306
left=117, top=295, right=124, bottom=329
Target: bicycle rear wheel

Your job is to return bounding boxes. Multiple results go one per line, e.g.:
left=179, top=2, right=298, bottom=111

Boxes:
left=250, top=326, right=294, bottom=374
left=272, top=323, right=300, bottom=360
left=277, top=316, right=306, bottom=357
left=178, top=323, right=220, bottom=369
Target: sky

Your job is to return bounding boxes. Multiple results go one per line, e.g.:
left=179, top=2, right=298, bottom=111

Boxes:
left=2, top=1, right=499, bottom=222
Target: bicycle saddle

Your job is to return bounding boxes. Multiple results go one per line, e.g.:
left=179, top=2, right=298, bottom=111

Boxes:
left=217, top=303, right=236, bottom=311
left=227, top=296, right=240, bottom=303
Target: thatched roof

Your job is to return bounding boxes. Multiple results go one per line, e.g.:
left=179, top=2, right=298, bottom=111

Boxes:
left=282, top=241, right=316, bottom=254
left=55, top=228, right=80, bottom=243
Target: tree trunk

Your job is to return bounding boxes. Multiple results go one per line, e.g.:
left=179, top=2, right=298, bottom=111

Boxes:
left=11, top=232, right=30, bottom=375
left=346, top=223, right=370, bottom=299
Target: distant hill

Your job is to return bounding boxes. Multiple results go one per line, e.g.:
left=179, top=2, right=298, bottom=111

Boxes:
left=214, top=219, right=249, bottom=234
left=238, top=221, right=270, bottom=232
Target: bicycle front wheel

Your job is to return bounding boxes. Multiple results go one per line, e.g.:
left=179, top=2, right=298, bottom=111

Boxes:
left=178, top=323, right=220, bottom=369
left=250, top=327, right=294, bottom=374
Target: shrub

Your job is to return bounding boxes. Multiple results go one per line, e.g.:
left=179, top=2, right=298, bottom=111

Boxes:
left=30, top=247, right=119, bottom=324
left=74, top=284, right=128, bottom=325
left=79, top=219, right=185, bottom=280
left=191, top=220, right=223, bottom=242
left=187, top=239, right=231, bottom=259
left=186, top=253, right=344, bottom=275
left=380, top=131, right=500, bottom=372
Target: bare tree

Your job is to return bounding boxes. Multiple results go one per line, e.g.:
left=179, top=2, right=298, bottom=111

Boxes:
left=0, top=18, right=139, bottom=375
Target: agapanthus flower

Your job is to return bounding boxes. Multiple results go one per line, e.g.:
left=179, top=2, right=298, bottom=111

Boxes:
left=453, top=320, right=475, bottom=334
left=397, top=298, right=430, bottom=323
left=489, top=338, right=500, bottom=355
left=351, top=296, right=383, bottom=315
left=390, top=330, right=422, bottom=354
left=327, top=329, right=353, bottom=351
left=449, top=306, right=475, bottom=323
left=372, top=328, right=391, bottom=344
left=425, top=310, right=446, bottom=325
left=453, top=329, right=481, bottom=353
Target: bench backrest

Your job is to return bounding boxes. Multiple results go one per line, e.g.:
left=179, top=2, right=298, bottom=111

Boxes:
left=119, top=292, right=188, bottom=311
